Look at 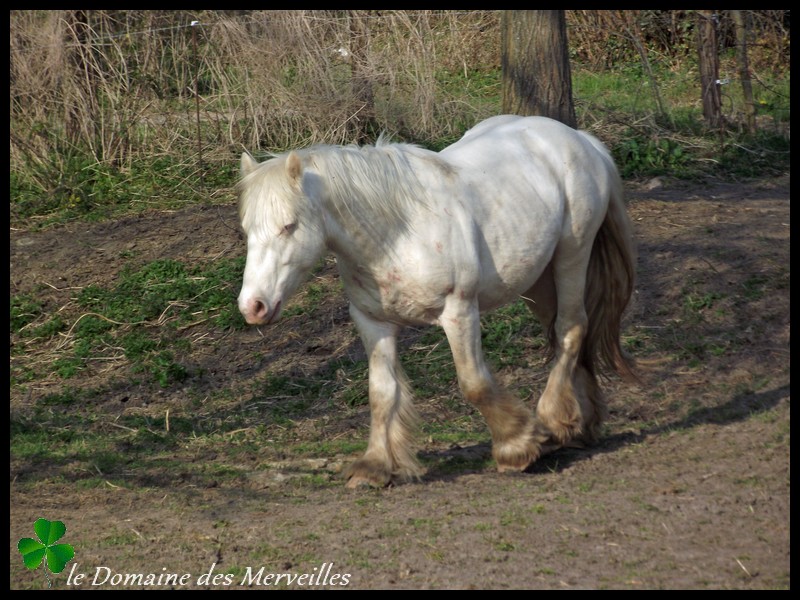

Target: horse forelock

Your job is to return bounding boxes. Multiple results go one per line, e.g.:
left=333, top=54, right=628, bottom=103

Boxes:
left=237, top=154, right=308, bottom=234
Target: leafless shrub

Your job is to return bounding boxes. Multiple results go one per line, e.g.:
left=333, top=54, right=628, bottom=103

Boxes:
left=9, top=9, right=787, bottom=189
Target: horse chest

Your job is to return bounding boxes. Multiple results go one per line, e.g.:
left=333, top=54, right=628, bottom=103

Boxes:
left=340, top=263, right=447, bottom=326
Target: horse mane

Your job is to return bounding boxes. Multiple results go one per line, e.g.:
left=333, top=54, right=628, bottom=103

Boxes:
left=238, top=140, right=455, bottom=239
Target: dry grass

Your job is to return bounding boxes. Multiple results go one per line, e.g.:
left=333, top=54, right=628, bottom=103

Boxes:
left=10, top=10, right=789, bottom=195
left=10, top=10, right=501, bottom=177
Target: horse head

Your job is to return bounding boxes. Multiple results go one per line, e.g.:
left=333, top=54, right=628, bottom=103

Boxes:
left=237, top=151, right=325, bottom=325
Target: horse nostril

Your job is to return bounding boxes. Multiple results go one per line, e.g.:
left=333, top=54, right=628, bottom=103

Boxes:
left=252, top=299, right=267, bottom=318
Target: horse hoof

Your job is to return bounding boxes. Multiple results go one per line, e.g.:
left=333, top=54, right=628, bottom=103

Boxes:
left=344, top=459, right=392, bottom=489
left=494, top=445, right=542, bottom=473
left=496, top=462, right=528, bottom=474
left=345, top=474, right=390, bottom=489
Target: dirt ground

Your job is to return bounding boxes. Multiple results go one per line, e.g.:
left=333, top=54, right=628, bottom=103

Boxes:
left=9, top=174, right=790, bottom=589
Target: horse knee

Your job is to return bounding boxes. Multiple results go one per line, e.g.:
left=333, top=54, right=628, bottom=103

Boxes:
left=557, top=321, right=587, bottom=357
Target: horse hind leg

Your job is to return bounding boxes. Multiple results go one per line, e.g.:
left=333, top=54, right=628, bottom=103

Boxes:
left=523, top=259, right=607, bottom=448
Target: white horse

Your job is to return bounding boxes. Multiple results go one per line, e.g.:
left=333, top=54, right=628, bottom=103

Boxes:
left=237, top=115, right=636, bottom=488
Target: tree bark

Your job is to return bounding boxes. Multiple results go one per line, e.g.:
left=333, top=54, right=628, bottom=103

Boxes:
left=501, top=10, right=576, bottom=128
left=731, top=10, right=757, bottom=132
left=696, top=10, right=723, bottom=130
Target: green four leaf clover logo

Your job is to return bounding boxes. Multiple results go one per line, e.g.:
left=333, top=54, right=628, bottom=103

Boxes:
left=18, top=518, right=75, bottom=588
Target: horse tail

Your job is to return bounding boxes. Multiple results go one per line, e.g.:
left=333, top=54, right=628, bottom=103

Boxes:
left=581, top=161, right=638, bottom=382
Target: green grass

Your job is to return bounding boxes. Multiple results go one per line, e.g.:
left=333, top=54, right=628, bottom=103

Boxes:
left=572, top=64, right=790, bottom=179
left=10, top=294, right=44, bottom=332
left=399, top=299, right=543, bottom=404
left=11, top=256, right=246, bottom=388
left=9, top=290, right=542, bottom=490
left=11, top=60, right=789, bottom=230
left=10, top=152, right=238, bottom=229
left=10, top=259, right=550, bottom=488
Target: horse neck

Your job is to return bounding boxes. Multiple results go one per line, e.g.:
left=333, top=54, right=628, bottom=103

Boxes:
left=313, top=146, right=419, bottom=264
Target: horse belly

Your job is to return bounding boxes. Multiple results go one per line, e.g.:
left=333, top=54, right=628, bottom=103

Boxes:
left=475, top=251, right=550, bottom=312
left=472, top=217, right=560, bottom=312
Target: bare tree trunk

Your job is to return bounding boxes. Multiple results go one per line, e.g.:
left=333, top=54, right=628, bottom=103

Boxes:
left=731, top=10, right=757, bottom=132
left=501, top=10, right=576, bottom=127
left=696, top=10, right=723, bottom=130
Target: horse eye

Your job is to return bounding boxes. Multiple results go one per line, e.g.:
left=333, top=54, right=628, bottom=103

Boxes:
left=282, top=222, right=298, bottom=235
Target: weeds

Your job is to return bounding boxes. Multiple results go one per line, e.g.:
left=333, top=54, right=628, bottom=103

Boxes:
left=10, top=256, right=245, bottom=388
left=10, top=11, right=790, bottom=230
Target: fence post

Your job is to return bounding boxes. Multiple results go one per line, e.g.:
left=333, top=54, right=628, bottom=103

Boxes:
left=191, top=20, right=204, bottom=185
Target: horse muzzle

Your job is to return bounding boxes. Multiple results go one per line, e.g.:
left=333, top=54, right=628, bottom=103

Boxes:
left=239, top=297, right=282, bottom=326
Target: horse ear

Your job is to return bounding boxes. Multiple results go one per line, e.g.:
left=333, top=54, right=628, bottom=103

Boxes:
left=240, top=152, right=259, bottom=177
left=285, top=151, right=303, bottom=182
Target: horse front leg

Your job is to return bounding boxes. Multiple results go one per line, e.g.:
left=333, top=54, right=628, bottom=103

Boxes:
left=345, top=304, right=422, bottom=488
left=440, top=296, right=550, bottom=472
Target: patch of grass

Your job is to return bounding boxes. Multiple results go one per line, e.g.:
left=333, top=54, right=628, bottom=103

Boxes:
left=481, top=300, right=543, bottom=369
left=78, top=258, right=244, bottom=327
left=282, top=282, right=329, bottom=318
left=52, top=356, right=85, bottom=379
left=11, top=255, right=246, bottom=388
left=615, top=135, right=691, bottom=178
left=741, top=274, right=770, bottom=301
left=11, top=415, right=127, bottom=476
left=716, top=129, right=791, bottom=178
left=10, top=294, right=43, bottom=332
left=292, top=439, right=367, bottom=458
left=573, top=63, right=790, bottom=179
left=573, top=62, right=790, bottom=179
left=39, top=389, right=81, bottom=406
left=11, top=152, right=238, bottom=228
left=100, top=531, right=140, bottom=546
left=400, top=299, right=542, bottom=402
left=28, top=316, right=67, bottom=340
left=10, top=392, right=285, bottom=489
left=423, top=451, right=493, bottom=476
left=683, top=291, right=723, bottom=315
left=421, top=420, right=486, bottom=447
left=493, top=540, right=516, bottom=552
left=402, top=328, right=457, bottom=396
left=733, top=475, right=762, bottom=487
left=251, top=353, right=371, bottom=412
